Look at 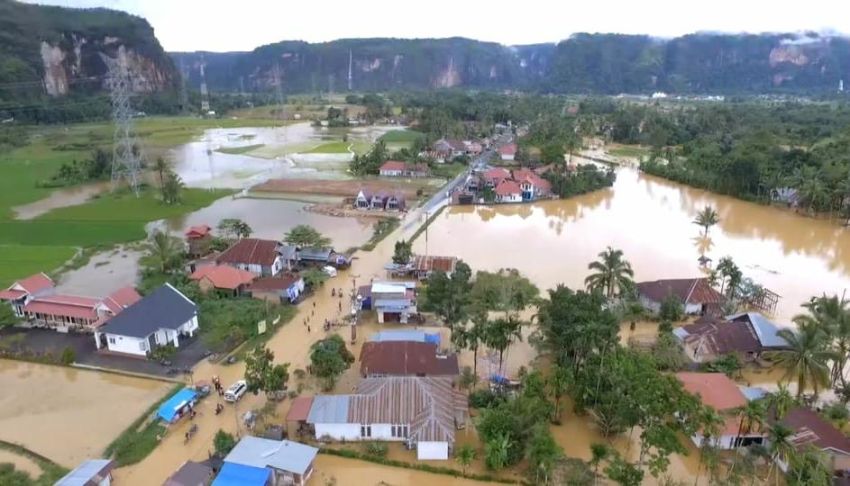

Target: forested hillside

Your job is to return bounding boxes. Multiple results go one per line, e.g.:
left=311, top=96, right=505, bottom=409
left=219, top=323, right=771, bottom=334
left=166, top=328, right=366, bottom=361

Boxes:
left=175, top=33, right=850, bottom=95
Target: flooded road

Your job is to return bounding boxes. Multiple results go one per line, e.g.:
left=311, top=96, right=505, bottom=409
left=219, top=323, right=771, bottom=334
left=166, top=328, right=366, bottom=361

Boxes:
left=0, top=359, right=171, bottom=467
left=414, top=167, right=850, bottom=323
left=171, top=124, right=403, bottom=189
left=160, top=196, right=374, bottom=250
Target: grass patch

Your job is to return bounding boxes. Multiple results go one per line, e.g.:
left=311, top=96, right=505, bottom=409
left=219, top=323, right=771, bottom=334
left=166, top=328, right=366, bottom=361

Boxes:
left=103, top=383, right=183, bottom=466
left=319, top=447, right=519, bottom=484
left=430, top=162, right=467, bottom=179
left=608, top=145, right=650, bottom=158
left=304, top=141, right=351, bottom=154
left=0, top=440, right=68, bottom=486
left=0, top=245, right=77, bottom=288
left=409, top=205, right=445, bottom=243
left=361, top=218, right=400, bottom=251
left=379, top=130, right=424, bottom=144
left=216, top=144, right=265, bottom=155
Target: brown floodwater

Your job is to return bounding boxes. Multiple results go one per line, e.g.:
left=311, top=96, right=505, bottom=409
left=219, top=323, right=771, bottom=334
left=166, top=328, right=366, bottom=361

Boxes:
left=160, top=197, right=374, bottom=250
left=413, top=167, right=850, bottom=323
left=12, top=181, right=111, bottom=220
left=0, top=359, right=171, bottom=467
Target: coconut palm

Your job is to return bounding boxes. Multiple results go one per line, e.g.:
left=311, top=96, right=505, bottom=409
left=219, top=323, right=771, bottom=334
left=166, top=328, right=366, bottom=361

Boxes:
left=694, top=407, right=724, bottom=486
left=715, top=256, right=737, bottom=295
left=766, top=383, right=795, bottom=420
left=483, top=315, right=524, bottom=372
left=770, top=322, right=834, bottom=400
left=152, top=157, right=169, bottom=199
left=734, top=400, right=765, bottom=447
left=767, top=423, right=795, bottom=485
left=693, top=205, right=720, bottom=236
left=584, top=247, right=634, bottom=299
left=144, top=230, right=183, bottom=274
left=797, top=294, right=850, bottom=387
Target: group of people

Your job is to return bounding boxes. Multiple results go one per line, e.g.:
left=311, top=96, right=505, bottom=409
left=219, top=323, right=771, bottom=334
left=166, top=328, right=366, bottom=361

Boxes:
left=300, top=288, right=350, bottom=333
left=211, top=376, right=225, bottom=398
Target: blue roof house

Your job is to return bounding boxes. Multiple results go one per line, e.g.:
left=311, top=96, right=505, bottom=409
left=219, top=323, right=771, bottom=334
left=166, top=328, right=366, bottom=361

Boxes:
left=157, top=388, right=199, bottom=423
left=213, top=436, right=318, bottom=486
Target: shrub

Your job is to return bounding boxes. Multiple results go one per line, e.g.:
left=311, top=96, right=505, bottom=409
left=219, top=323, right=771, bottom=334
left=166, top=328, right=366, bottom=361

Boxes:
left=214, top=429, right=237, bottom=455
left=362, top=441, right=388, bottom=458
left=60, top=346, right=76, bottom=365
left=469, top=389, right=504, bottom=409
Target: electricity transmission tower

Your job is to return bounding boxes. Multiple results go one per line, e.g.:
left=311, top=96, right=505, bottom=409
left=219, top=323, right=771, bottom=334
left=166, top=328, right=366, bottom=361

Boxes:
left=103, top=52, right=142, bottom=195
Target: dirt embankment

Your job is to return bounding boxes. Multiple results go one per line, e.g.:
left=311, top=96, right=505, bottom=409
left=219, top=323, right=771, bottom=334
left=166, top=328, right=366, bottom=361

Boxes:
left=253, top=178, right=426, bottom=199
left=306, top=203, right=401, bottom=220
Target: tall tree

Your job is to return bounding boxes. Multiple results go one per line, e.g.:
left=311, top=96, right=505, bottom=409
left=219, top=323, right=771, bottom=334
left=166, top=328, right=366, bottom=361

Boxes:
left=284, top=224, right=332, bottom=248
left=484, top=315, right=524, bottom=372
left=767, top=423, right=795, bottom=485
left=161, top=170, right=184, bottom=205
left=771, top=322, right=834, bottom=400
left=589, top=443, right=610, bottom=485
left=584, top=247, right=634, bottom=299
left=692, top=205, right=720, bottom=236
left=152, top=156, right=169, bottom=200
left=766, top=384, right=795, bottom=420
left=797, top=294, right=850, bottom=386
left=547, top=365, right=572, bottom=423
left=392, top=239, right=412, bottom=265
left=309, top=335, right=353, bottom=391
left=423, top=261, right=472, bottom=333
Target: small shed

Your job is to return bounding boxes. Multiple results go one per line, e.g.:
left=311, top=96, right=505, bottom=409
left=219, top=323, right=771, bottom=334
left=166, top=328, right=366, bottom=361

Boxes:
left=158, top=388, right=199, bottom=423
left=286, top=396, right=315, bottom=437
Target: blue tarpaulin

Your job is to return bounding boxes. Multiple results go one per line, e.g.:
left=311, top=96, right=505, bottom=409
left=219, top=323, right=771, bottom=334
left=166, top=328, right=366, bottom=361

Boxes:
left=212, top=462, right=271, bottom=486
left=157, top=388, right=198, bottom=422
left=424, top=333, right=440, bottom=345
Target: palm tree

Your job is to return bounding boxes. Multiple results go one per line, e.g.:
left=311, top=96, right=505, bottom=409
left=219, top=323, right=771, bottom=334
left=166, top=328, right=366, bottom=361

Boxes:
left=770, top=323, right=834, bottom=400
left=484, top=315, right=523, bottom=372
left=694, top=407, right=724, bottom=486
left=152, top=157, right=169, bottom=199
left=455, top=444, right=476, bottom=476
left=766, top=384, right=795, bottom=420
left=547, top=365, right=571, bottom=423
left=797, top=294, right=850, bottom=387
left=715, top=256, right=736, bottom=295
left=693, top=205, right=720, bottom=236
left=734, top=400, right=765, bottom=447
left=767, top=423, right=795, bottom=486
left=584, top=247, right=634, bottom=299
left=145, top=230, right=182, bottom=274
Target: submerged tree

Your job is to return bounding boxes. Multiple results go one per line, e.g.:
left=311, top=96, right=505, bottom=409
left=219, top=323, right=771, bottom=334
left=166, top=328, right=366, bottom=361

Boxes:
left=244, top=345, right=290, bottom=397
left=217, top=218, right=253, bottom=240
left=143, top=230, right=184, bottom=274
left=392, top=239, right=412, bottom=265
left=584, top=247, right=634, bottom=299
left=284, top=224, right=332, bottom=248
left=161, top=170, right=184, bottom=205
left=693, top=205, right=720, bottom=236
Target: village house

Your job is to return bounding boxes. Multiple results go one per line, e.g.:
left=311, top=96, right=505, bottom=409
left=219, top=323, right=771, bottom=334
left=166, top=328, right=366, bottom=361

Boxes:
left=307, top=376, right=468, bottom=460
left=769, top=407, right=850, bottom=474
left=56, top=459, right=115, bottom=486
left=360, top=341, right=459, bottom=377
left=298, top=247, right=349, bottom=268
left=164, top=461, right=214, bottom=486
left=94, top=284, right=199, bottom=358
left=247, top=274, right=306, bottom=304
left=213, top=436, right=318, bottom=486
left=0, top=272, right=55, bottom=317
left=185, top=224, right=213, bottom=258
left=368, top=330, right=441, bottom=345
left=216, top=238, right=285, bottom=277
left=386, top=193, right=405, bottom=211
left=433, top=138, right=466, bottom=160
left=498, top=143, right=517, bottom=161
left=482, top=167, right=511, bottom=188
left=378, top=161, right=431, bottom=178
left=673, top=312, right=789, bottom=364
left=636, top=278, right=725, bottom=316
left=189, top=265, right=255, bottom=296
left=370, top=281, right=417, bottom=323
left=385, top=254, right=458, bottom=280
left=676, top=372, right=764, bottom=449
left=354, top=189, right=371, bottom=209
left=494, top=180, right=523, bottom=203
left=513, top=168, right=552, bottom=200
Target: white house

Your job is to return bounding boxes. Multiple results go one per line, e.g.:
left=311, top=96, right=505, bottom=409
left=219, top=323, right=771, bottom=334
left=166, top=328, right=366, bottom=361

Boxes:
left=307, top=376, right=467, bottom=460
left=94, top=284, right=199, bottom=357
left=494, top=180, right=522, bottom=203
left=216, top=238, right=284, bottom=277
left=370, top=281, right=417, bottom=323
left=218, top=436, right=318, bottom=486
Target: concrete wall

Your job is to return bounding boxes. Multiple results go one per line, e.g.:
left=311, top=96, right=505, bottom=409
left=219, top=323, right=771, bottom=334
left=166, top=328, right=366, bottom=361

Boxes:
left=314, top=423, right=362, bottom=441
left=103, top=333, right=148, bottom=356
left=417, top=441, right=449, bottom=460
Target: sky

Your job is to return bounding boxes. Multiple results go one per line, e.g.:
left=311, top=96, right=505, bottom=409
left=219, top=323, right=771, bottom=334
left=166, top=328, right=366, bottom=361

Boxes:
left=24, top=0, right=850, bottom=52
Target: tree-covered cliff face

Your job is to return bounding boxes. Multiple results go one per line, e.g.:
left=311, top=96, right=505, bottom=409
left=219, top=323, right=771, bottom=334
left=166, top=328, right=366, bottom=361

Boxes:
left=174, top=33, right=850, bottom=95
left=0, top=0, right=177, bottom=102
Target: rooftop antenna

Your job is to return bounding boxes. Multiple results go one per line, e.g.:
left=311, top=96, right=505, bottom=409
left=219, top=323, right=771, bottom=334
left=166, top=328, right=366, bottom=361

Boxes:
left=199, top=55, right=210, bottom=113
left=348, top=49, right=353, bottom=91
left=103, top=49, right=142, bottom=196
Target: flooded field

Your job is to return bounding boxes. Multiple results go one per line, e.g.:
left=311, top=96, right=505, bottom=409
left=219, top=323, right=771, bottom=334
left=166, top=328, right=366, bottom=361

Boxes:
left=414, top=167, right=850, bottom=323
left=56, top=245, right=144, bottom=296
left=12, top=182, right=111, bottom=220
left=160, top=197, right=374, bottom=250
left=0, top=360, right=171, bottom=467
left=171, top=123, right=404, bottom=189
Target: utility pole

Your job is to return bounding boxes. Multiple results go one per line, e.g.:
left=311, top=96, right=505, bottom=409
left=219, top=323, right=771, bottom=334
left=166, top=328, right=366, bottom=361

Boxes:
left=102, top=50, right=142, bottom=196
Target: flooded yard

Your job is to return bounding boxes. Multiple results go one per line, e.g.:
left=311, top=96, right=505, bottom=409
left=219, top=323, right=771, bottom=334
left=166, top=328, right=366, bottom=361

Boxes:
left=0, top=449, right=41, bottom=477
left=56, top=245, right=144, bottom=296
left=0, top=359, right=171, bottom=467
left=414, top=167, right=850, bottom=323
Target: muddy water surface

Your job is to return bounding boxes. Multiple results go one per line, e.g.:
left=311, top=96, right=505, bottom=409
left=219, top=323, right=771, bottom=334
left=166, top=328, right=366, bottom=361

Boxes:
left=414, top=167, right=850, bottom=323
left=0, top=449, right=41, bottom=477
left=0, top=359, right=171, bottom=467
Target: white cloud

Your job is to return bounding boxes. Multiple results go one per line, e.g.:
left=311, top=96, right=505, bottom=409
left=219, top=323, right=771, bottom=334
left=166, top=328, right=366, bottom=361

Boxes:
left=23, top=0, right=849, bottom=52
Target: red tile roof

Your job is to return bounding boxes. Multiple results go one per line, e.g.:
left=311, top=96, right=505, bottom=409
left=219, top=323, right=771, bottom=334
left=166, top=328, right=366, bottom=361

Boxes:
left=102, top=287, right=142, bottom=314
left=494, top=179, right=522, bottom=196
left=778, top=407, right=850, bottom=455
left=676, top=372, right=747, bottom=411
left=483, top=168, right=511, bottom=181
left=286, top=396, right=314, bottom=422
left=23, top=294, right=101, bottom=320
left=185, top=224, right=211, bottom=239
left=190, top=266, right=256, bottom=290
left=349, top=376, right=467, bottom=443
left=637, top=278, right=725, bottom=306
left=1, top=273, right=55, bottom=300
left=498, top=143, right=517, bottom=155
left=216, top=238, right=279, bottom=266
left=248, top=274, right=302, bottom=292
left=0, top=289, right=26, bottom=301
left=360, top=341, right=459, bottom=376
left=379, top=160, right=407, bottom=172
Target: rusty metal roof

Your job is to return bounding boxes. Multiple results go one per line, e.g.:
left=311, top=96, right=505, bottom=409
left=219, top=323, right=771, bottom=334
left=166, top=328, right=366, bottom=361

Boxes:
left=360, top=341, right=459, bottom=377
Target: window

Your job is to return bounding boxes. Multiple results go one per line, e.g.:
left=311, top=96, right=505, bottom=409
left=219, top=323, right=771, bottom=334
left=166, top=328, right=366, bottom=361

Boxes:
left=360, top=425, right=372, bottom=438
left=391, top=425, right=397, bottom=438
left=108, top=337, right=116, bottom=345
left=402, top=425, right=408, bottom=438
left=139, top=341, right=147, bottom=351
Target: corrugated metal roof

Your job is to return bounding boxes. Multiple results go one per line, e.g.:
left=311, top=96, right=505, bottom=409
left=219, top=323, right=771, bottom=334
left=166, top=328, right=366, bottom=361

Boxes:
left=728, top=312, right=789, bottom=349
left=371, top=282, right=412, bottom=294
left=307, top=395, right=351, bottom=423
left=369, top=330, right=433, bottom=343
left=55, top=459, right=114, bottom=486
left=223, top=436, right=318, bottom=475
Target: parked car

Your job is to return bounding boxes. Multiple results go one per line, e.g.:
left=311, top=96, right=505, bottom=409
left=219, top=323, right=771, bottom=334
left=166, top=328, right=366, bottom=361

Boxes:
left=322, top=265, right=338, bottom=277
left=224, top=380, right=248, bottom=402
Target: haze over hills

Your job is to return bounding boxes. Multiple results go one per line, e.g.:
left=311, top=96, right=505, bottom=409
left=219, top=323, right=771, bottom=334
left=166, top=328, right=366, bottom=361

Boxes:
left=2, top=0, right=850, bottom=101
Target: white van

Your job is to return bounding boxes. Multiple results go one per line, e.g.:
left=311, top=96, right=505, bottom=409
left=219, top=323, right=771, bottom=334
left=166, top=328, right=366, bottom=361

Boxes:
left=224, top=380, right=248, bottom=402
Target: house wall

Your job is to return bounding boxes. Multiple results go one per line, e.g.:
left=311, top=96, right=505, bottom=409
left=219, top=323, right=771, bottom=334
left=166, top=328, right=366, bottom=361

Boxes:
left=639, top=296, right=662, bottom=314
left=417, top=441, right=449, bottom=460
left=380, top=169, right=403, bottom=177
left=252, top=289, right=284, bottom=304
left=685, top=303, right=703, bottom=315
left=314, top=423, right=362, bottom=441
left=500, top=153, right=515, bottom=161
left=498, top=193, right=522, bottom=203
left=691, top=433, right=761, bottom=450
left=103, top=333, right=149, bottom=356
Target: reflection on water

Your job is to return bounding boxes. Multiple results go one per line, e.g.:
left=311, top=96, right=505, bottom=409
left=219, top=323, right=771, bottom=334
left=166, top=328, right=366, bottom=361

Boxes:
left=162, top=197, right=374, bottom=251
left=0, top=359, right=170, bottom=467
left=415, top=167, right=850, bottom=323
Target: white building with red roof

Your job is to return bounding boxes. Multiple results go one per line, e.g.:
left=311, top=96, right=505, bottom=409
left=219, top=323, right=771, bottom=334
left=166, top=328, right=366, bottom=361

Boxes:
left=0, top=272, right=55, bottom=317
left=498, top=143, right=517, bottom=161
left=494, top=180, right=522, bottom=203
